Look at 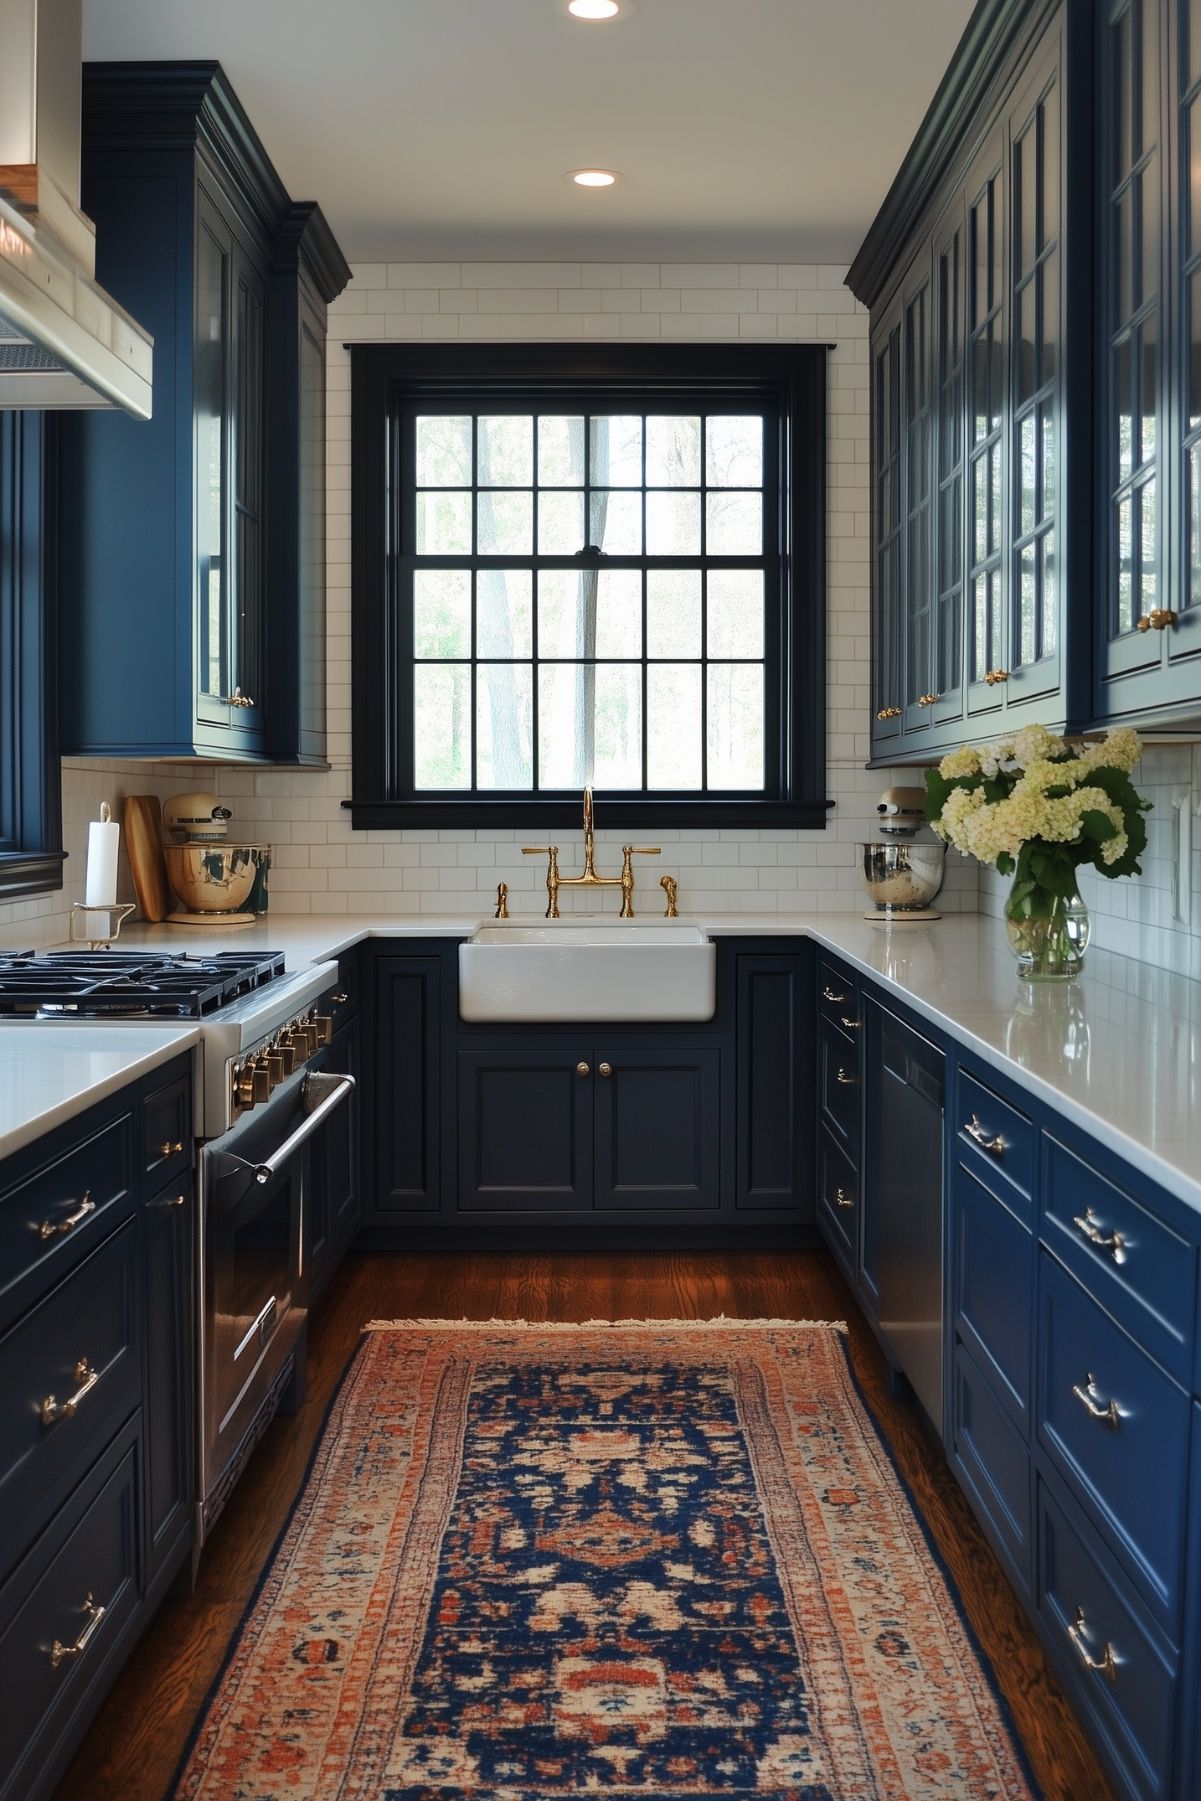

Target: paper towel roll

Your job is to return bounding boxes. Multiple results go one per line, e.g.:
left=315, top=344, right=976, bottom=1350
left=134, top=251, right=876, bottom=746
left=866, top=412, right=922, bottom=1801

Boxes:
left=85, top=801, right=119, bottom=908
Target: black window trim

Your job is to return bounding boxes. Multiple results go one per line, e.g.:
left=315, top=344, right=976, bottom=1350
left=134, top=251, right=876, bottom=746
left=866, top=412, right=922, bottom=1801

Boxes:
left=348, top=342, right=832, bottom=830
left=0, top=413, right=64, bottom=902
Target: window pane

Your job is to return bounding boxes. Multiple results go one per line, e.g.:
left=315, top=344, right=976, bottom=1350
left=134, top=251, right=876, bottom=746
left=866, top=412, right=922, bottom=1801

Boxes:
left=477, top=490, right=533, bottom=556
left=707, top=665, right=764, bottom=789
left=416, top=490, right=472, bottom=554
left=646, top=489, right=701, bottom=554
left=648, top=664, right=702, bottom=788
left=414, top=569, right=470, bottom=658
left=477, top=569, right=532, bottom=658
left=414, top=663, right=470, bottom=789
left=538, top=570, right=640, bottom=658
left=477, top=663, right=533, bottom=789
left=477, top=415, right=532, bottom=486
left=646, top=415, right=700, bottom=485
left=596, top=570, right=642, bottom=658
left=647, top=570, right=702, bottom=657
left=706, top=490, right=762, bottom=554
left=415, top=416, right=471, bottom=486
left=590, top=489, right=642, bottom=553
left=537, top=663, right=642, bottom=789
left=539, top=415, right=586, bottom=486
left=590, top=415, right=642, bottom=486
left=706, top=415, right=763, bottom=487
left=707, top=571, right=765, bottom=656
left=538, top=489, right=585, bottom=555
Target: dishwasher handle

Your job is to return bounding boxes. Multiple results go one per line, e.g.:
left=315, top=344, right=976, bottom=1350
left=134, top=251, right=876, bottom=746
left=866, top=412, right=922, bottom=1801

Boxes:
left=218, top=1072, right=355, bottom=1186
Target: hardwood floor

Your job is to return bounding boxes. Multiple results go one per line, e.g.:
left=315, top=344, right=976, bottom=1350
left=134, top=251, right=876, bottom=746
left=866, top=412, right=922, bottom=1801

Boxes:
left=55, top=1250, right=1113, bottom=1800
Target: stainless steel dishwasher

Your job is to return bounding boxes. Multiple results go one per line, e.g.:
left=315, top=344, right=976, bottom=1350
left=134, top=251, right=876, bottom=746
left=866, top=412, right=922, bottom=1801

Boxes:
left=862, top=997, right=946, bottom=1435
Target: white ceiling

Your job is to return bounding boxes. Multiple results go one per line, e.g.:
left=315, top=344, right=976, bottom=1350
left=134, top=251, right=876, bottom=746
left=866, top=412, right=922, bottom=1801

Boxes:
left=82, top=0, right=975, bottom=265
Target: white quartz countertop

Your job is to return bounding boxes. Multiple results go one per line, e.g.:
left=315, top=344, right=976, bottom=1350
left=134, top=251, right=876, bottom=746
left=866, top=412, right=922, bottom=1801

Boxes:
left=0, top=1023, right=200, bottom=1163
left=5, top=911, right=1199, bottom=1213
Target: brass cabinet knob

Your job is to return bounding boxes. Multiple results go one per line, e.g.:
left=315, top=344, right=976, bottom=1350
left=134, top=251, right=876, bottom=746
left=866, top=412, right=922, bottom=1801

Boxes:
left=834, top=1187, right=854, bottom=1209
left=330, top=991, right=350, bottom=1005
left=226, top=687, right=256, bottom=708
left=875, top=705, right=902, bottom=720
left=983, top=668, right=1010, bottom=685
left=158, top=1139, right=183, bottom=1159
left=1136, top=608, right=1178, bottom=632
left=835, top=1068, right=856, bottom=1086
left=577, top=1061, right=591, bottom=1077
left=599, top=1062, right=613, bottom=1078
left=916, top=692, right=940, bottom=707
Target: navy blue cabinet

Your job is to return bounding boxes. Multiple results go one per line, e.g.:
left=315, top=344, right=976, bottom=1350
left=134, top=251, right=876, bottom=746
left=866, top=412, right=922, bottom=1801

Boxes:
left=369, top=954, right=442, bottom=1216
left=594, top=1043, right=721, bottom=1212
left=0, top=1056, right=194, bottom=1801
left=735, top=953, right=814, bottom=1216
left=59, top=65, right=349, bottom=763
left=458, top=1046, right=594, bottom=1213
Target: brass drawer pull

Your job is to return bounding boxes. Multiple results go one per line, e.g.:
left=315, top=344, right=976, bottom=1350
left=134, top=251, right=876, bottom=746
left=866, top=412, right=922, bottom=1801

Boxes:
left=50, top=1593, right=106, bottom=1669
left=964, top=1115, right=1005, bottom=1156
left=576, top=1061, right=591, bottom=1078
left=154, top=1193, right=187, bottom=1210
left=599, top=1062, right=613, bottom=1078
left=1067, top=1605, right=1118, bottom=1681
left=835, top=1068, right=856, bottom=1087
left=157, top=1139, right=183, bottom=1158
left=1135, top=608, right=1178, bottom=633
left=225, top=687, right=256, bottom=708
left=916, top=692, right=940, bottom=707
left=36, top=1192, right=94, bottom=1240
left=876, top=705, right=902, bottom=719
left=834, top=1186, right=854, bottom=1210
left=331, top=991, right=350, bottom=1005
left=822, top=986, right=847, bottom=1003
left=41, top=1357, right=100, bottom=1427
left=983, top=667, right=1010, bottom=685
left=1072, top=1373, right=1121, bottom=1429
left=1073, top=1207, right=1127, bottom=1264
left=839, top=1015, right=861, bottom=1032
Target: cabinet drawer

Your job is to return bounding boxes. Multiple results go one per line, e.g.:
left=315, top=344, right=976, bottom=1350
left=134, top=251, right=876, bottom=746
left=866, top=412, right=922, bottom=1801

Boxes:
left=953, top=1159, right=1033, bottom=1427
left=951, top=1345, right=1031, bottom=1594
left=816, top=1126, right=856, bottom=1264
left=0, top=1422, right=140, bottom=1801
left=142, top=1070, right=191, bottom=1187
left=819, top=1017, right=860, bottom=1157
left=818, top=959, right=859, bottom=1040
left=956, top=1067, right=1034, bottom=1203
left=0, top=1113, right=133, bottom=1322
left=326, top=958, right=358, bottom=1025
left=1043, top=1135, right=1195, bottom=1389
left=1038, top=1479, right=1177, bottom=1801
left=0, top=1222, right=140, bottom=1581
left=1038, top=1253, right=1190, bottom=1633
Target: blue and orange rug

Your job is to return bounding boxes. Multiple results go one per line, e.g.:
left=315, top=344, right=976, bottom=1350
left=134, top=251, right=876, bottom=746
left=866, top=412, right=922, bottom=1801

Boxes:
left=172, top=1320, right=1035, bottom=1798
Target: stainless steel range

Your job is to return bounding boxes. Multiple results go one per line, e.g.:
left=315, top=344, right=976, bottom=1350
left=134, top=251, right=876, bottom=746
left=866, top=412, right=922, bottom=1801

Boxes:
left=0, top=947, right=355, bottom=1569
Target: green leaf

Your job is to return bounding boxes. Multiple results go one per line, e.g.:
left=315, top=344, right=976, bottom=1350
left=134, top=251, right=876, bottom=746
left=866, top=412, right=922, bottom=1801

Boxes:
left=1079, top=808, right=1117, bottom=844
left=995, top=851, right=1015, bottom=877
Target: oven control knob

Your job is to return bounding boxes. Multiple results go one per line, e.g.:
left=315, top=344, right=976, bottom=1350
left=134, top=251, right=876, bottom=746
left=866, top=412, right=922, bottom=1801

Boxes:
left=233, top=1061, right=257, bottom=1109
left=293, top=1022, right=317, bottom=1059
left=314, top=1015, right=333, bottom=1046
left=266, top=1051, right=285, bottom=1089
left=275, top=1036, right=296, bottom=1076
left=251, top=1058, right=272, bottom=1105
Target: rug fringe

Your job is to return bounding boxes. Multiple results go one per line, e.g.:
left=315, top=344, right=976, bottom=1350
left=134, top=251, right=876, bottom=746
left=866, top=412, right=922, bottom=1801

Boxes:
left=362, top=1316, right=848, bottom=1333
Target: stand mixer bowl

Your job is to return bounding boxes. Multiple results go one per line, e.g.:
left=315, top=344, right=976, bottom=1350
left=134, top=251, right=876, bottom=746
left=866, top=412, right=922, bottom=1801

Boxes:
left=859, top=840, right=946, bottom=914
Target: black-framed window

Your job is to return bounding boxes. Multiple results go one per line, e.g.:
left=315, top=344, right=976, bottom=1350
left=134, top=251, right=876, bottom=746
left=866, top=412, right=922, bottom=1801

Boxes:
left=349, top=344, right=830, bottom=828
left=0, top=413, right=63, bottom=901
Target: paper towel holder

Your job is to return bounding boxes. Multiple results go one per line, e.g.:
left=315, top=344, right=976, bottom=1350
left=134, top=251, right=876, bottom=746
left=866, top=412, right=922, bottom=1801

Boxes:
left=69, top=902, right=136, bottom=950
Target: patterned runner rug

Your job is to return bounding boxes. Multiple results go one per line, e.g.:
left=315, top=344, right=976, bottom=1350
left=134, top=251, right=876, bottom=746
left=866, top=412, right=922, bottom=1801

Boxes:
left=172, top=1320, right=1036, bottom=1799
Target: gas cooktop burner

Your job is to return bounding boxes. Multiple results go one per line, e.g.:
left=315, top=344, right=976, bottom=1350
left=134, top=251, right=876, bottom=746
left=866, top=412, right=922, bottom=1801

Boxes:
left=0, top=948, right=288, bottom=1019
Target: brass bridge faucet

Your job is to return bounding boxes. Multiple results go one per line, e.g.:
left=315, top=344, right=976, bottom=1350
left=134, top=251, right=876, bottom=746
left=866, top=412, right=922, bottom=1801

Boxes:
left=523, top=787, right=660, bottom=919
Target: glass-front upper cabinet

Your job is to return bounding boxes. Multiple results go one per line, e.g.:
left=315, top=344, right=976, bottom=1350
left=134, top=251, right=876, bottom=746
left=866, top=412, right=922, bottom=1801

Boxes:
left=965, top=127, right=1008, bottom=717
left=931, top=195, right=967, bottom=735
left=1170, top=0, right=1201, bottom=683
left=1006, top=38, right=1065, bottom=712
left=871, top=296, right=905, bottom=743
left=901, top=261, right=936, bottom=738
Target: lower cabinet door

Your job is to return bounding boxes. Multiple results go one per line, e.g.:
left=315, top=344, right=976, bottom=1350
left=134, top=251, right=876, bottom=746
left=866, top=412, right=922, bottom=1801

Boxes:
left=372, top=956, right=441, bottom=1213
left=816, top=1125, right=857, bottom=1270
left=142, top=1179, right=193, bottom=1585
left=458, top=1049, right=593, bottom=1212
left=593, top=1043, right=721, bottom=1211
left=1038, top=1476, right=1177, bottom=1801
left=950, top=1344, right=1032, bottom=1596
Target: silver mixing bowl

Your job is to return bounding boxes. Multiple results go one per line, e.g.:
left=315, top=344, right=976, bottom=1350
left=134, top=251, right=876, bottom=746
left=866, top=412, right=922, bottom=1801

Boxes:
left=859, top=840, right=946, bottom=913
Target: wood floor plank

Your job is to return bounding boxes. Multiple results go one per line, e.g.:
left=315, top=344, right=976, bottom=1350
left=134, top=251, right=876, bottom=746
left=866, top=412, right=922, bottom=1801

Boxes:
left=52, top=1250, right=1113, bottom=1801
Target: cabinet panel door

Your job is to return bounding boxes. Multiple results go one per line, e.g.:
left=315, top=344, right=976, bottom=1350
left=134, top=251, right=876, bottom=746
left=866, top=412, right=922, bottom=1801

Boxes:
left=143, top=1178, right=194, bottom=1582
left=965, top=127, right=1010, bottom=719
left=458, top=1050, right=592, bottom=1212
left=1171, top=0, right=1201, bottom=686
left=736, top=954, right=812, bottom=1214
left=594, top=1042, right=721, bottom=1212
left=871, top=296, right=906, bottom=743
left=953, top=1159, right=1033, bottom=1426
left=373, top=957, right=441, bottom=1212
left=1006, top=33, right=1066, bottom=711
left=902, top=258, right=937, bottom=738
left=1099, top=0, right=1169, bottom=705
left=932, top=194, right=968, bottom=732
left=194, top=189, right=233, bottom=732
left=327, top=1016, right=360, bottom=1250
left=231, top=244, right=266, bottom=733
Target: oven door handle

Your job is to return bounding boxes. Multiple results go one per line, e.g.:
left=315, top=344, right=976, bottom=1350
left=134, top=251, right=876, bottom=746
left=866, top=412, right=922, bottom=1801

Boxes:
left=219, top=1072, right=356, bottom=1186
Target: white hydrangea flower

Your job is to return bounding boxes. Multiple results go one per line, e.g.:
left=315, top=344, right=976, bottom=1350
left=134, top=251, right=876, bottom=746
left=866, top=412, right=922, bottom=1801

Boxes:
left=937, top=746, right=981, bottom=779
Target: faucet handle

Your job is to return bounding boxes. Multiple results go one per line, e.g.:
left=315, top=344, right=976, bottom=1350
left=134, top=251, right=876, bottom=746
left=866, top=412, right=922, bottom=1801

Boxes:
left=623, top=846, right=662, bottom=857
left=521, top=846, right=556, bottom=855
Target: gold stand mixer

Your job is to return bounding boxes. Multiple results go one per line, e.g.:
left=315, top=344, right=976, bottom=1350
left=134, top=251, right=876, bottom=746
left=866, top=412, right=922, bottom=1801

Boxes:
left=859, top=786, right=946, bottom=922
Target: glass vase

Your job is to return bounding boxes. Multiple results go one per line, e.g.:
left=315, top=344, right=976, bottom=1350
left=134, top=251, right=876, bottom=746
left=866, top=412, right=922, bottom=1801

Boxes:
left=1004, top=878, right=1091, bottom=981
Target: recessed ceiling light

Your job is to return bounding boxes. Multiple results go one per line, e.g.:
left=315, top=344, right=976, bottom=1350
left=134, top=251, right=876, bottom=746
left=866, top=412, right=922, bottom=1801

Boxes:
left=567, top=168, right=622, bottom=188
left=568, top=0, right=621, bottom=17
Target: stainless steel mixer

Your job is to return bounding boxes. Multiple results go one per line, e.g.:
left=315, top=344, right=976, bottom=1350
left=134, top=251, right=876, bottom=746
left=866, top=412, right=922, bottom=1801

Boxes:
left=859, top=786, right=946, bottom=922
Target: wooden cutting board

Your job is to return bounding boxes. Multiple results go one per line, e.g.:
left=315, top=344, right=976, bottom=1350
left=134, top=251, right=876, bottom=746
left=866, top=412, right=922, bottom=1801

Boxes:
left=123, top=796, right=172, bottom=923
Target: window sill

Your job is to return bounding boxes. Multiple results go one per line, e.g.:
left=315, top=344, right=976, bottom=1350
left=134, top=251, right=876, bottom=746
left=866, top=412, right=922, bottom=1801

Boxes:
left=0, top=849, right=68, bottom=903
left=345, top=799, right=834, bottom=831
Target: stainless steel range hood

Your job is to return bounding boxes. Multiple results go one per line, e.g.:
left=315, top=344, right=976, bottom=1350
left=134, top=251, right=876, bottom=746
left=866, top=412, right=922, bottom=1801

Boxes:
left=0, top=0, right=152, bottom=417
